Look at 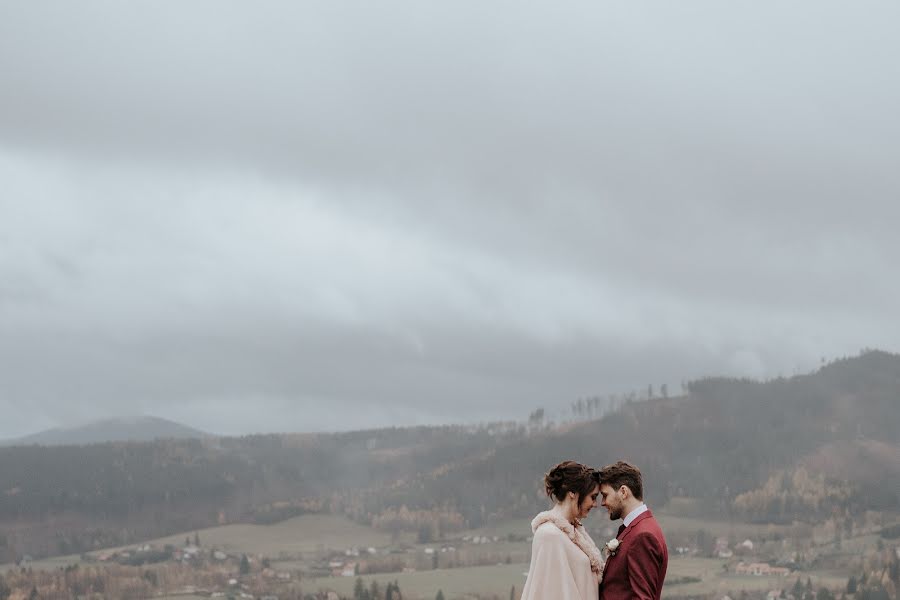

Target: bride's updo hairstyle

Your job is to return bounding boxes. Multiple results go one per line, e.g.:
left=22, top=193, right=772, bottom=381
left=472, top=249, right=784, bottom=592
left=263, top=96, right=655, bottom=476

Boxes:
left=544, top=460, right=599, bottom=504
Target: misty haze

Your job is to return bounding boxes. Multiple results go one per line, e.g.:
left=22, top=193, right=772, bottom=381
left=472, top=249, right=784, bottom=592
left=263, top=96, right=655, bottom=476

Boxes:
left=0, top=2, right=898, bottom=600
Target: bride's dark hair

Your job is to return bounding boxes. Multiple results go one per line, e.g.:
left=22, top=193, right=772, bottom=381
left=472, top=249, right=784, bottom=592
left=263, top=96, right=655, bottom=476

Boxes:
left=544, top=461, right=599, bottom=504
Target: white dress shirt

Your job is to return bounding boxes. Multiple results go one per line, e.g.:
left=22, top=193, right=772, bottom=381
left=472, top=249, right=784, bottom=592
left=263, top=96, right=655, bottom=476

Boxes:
left=623, top=503, right=648, bottom=528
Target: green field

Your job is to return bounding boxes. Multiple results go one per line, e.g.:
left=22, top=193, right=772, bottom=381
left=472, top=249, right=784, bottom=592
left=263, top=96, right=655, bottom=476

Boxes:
left=665, top=572, right=847, bottom=597
left=309, top=562, right=530, bottom=600
left=661, top=557, right=847, bottom=598
left=464, top=511, right=798, bottom=543
left=655, top=513, right=792, bottom=540
left=0, top=553, right=83, bottom=573
left=305, top=555, right=850, bottom=600
left=137, top=514, right=409, bottom=558
left=461, top=517, right=531, bottom=539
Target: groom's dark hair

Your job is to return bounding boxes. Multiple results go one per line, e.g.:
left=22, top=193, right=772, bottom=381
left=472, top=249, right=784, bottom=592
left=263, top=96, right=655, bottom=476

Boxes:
left=598, top=461, right=644, bottom=500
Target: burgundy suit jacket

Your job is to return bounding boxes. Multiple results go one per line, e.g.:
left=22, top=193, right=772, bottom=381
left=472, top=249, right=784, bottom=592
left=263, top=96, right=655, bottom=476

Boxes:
left=599, top=510, right=668, bottom=600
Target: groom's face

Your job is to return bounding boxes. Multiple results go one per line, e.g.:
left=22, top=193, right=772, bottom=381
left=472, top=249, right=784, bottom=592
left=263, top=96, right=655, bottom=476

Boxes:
left=599, top=483, right=626, bottom=520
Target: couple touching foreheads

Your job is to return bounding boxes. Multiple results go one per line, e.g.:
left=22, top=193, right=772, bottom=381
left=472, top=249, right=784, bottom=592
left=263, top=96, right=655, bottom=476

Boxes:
left=520, top=460, right=668, bottom=600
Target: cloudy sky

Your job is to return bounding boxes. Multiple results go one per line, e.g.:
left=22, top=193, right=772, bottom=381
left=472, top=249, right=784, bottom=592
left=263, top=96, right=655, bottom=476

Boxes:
left=1, top=1, right=899, bottom=437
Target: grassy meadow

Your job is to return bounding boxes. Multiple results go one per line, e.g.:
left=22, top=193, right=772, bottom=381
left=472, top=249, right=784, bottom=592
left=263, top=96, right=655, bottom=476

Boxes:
left=142, top=514, right=411, bottom=557
left=309, top=562, right=530, bottom=600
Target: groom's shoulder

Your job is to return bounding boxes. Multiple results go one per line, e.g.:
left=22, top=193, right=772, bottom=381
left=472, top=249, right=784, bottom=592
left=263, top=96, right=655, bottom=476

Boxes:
left=632, top=511, right=666, bottom=539
left=628, top=511, right=658, bottom=531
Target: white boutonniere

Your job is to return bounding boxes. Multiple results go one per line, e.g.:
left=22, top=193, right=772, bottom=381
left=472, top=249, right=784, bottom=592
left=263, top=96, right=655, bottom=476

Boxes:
left=605, top=538, right=620, bottom=557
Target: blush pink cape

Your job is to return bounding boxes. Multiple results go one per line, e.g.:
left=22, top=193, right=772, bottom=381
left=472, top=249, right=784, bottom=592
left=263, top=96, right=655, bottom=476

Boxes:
left=520, top=510, right=604, bottom=600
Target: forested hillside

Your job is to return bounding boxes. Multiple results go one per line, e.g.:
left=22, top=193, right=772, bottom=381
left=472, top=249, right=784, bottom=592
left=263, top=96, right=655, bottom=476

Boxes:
left=0, top=425, right=524, bottom=559
left=394, top=350, right=900, bottom=526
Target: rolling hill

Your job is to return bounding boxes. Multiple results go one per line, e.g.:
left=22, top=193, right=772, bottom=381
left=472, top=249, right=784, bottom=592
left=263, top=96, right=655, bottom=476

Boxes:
left=0, top=416, right=209, bottom=446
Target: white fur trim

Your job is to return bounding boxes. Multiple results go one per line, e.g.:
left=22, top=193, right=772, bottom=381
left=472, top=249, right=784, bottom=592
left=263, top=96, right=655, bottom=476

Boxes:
left=531, top=511, right=605, bottom=575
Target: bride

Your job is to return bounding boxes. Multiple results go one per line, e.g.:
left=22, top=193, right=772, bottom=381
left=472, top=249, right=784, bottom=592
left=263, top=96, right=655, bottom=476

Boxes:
left=521, top=461, right=604, bottom=600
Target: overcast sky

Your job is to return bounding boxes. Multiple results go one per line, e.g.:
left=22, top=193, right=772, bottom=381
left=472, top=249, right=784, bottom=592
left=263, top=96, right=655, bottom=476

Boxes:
left=1, top=1, right=899, bottom=437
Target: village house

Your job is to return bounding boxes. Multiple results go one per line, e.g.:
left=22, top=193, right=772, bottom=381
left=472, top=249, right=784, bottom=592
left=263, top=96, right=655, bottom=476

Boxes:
left=328, top=559, right=344, bottom=574
left=735, top=562, right=791, bottom=576
left=715, top=537, right=733, bottom=558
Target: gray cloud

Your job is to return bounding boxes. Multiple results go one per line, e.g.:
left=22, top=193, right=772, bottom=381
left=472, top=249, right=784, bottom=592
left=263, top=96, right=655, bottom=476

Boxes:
left=1, top=1, right=898, bottom=437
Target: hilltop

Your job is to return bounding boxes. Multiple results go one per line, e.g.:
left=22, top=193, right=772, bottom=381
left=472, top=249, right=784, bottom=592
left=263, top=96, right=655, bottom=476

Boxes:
left=0, top=416, right=209, bottom=446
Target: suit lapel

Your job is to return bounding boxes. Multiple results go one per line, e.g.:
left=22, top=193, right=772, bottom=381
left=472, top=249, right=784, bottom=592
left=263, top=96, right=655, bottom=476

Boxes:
left=618, top=509, right=653, bottom=543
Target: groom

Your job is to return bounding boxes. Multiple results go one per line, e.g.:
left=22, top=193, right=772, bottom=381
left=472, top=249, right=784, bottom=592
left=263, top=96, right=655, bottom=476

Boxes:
left=597, top=461, right=668, bottom=600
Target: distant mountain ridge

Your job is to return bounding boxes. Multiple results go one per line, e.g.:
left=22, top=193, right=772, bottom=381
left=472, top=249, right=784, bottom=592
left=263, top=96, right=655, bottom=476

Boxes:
left=1, top=416, right=209, bottom=446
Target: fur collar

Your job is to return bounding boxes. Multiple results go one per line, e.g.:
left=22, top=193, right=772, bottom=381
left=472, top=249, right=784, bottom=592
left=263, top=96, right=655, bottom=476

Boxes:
left=531, top=509, right=604, bottom=575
